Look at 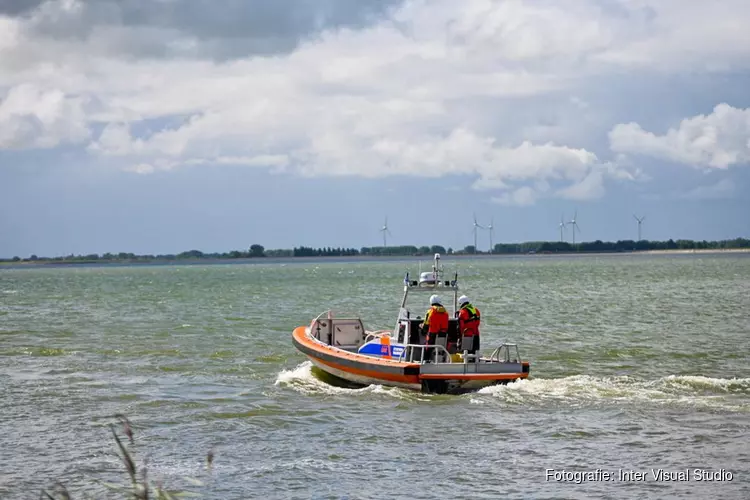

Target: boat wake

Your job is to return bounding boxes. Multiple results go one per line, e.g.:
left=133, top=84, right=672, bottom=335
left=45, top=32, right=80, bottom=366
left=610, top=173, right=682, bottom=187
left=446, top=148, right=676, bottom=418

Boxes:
left=473, top=374, right=750, bottom=411
left=274, top=361, right=418, bottom=399
left=275, top=363, right=749, bottom=410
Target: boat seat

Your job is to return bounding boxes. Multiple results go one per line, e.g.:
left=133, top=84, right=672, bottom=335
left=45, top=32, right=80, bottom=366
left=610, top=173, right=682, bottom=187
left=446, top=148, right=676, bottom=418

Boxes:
left=461, top=335, right=479, bottom=362
left=433, top=333, right=449, bottom=362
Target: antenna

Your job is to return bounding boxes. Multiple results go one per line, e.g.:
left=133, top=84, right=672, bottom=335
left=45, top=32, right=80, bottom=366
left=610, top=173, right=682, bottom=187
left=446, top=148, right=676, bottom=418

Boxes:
left=633, top=214, right=646, bottom=241
left=568, top=209, right=581, bottom=245
left=559, top=213, right=566, bottom=242
left=379, top=216, right=392, bottom=248
left=472, top=212, right=485, bottom=254
left=432, top=252, right=442, bottom=281
left=487, top=216, right=494, bottom=254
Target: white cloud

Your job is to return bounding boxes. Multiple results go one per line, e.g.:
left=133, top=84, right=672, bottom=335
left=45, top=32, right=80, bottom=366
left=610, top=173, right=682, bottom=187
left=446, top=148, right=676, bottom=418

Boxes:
left=491, top=160, right=610, bottom=205
left=677, top=178, right=736, bottom=200
left=88, top=122, right=141, bottom=155
left=609, top=104, right=750, bottom=169
left=570, top=96, right=590, bottom=110
left=124, top=163, right=155, bottom=175
left=471, top=178, right=509, bottom=191
left=2, top=0, right=750, bottom=203
left=491, top=186, right=538, bottom=207
left=592, top=0, right=750, bottom=73
left=556, top=168, right=606, bottom=201
left=212, top=155, right=290, bottom=168
left=0, top=16, right=20, bottom=52
left=0, top=83, right=90, bottom=149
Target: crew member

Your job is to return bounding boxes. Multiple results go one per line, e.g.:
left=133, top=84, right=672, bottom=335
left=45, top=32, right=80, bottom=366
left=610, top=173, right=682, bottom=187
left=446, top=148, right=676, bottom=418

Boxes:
left=457, top=295, right=481, bottom=355
left=420, top=294, right=449, bottom=362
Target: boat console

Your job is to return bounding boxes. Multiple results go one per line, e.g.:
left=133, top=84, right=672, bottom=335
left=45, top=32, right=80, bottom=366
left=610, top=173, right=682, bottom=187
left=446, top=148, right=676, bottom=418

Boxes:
left=401, top=317, right=461, bottom=353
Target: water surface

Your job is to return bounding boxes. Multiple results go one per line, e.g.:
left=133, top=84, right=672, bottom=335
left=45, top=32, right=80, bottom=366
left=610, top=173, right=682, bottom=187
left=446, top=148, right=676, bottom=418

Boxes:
left=1, top=253, right=748, bottom=499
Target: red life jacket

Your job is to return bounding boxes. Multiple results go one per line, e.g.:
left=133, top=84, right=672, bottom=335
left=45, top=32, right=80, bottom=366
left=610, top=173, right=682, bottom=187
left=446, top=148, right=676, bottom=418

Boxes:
left=459, top=304, right=481, bottom=336
left=425, top=305, right=449, bottom=334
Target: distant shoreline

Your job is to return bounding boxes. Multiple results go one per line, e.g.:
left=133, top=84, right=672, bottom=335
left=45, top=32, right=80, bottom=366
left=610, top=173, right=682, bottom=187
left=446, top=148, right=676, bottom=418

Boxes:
left=636, top=248, right=750, bottom=255
left=2, top=247, right=748, bottom=269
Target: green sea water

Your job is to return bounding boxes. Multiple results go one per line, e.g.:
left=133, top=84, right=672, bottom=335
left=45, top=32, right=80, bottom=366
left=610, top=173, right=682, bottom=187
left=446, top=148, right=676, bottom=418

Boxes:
left=1, top=253, right=748, bottom=499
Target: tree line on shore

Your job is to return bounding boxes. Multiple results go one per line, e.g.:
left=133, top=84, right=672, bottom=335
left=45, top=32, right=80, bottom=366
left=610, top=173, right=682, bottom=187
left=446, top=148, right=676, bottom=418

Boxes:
left=2, top=238, right=749, bottom=264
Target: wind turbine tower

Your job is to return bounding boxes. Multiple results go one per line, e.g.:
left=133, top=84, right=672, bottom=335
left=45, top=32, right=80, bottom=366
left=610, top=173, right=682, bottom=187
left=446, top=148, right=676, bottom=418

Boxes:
left=380, top=216, right=392, bottom=248
left=559, top=214, right=566, bottom=242
left=472, top=213, right=485, bottom=254
left=633, top=214, right=646, bottom=241
left=487, top=216, right=495, bottom=253
left=568, top=210, right=581, bottom=245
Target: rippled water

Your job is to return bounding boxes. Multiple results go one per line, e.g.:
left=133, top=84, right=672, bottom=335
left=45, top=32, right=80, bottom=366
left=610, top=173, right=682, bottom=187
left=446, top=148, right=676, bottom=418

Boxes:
left=1, top=254, right=749, bottom=499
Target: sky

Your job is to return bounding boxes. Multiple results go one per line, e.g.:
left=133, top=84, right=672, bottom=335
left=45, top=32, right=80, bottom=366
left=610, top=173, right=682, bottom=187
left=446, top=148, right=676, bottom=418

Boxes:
left=1, top=0, right=749, bottom=258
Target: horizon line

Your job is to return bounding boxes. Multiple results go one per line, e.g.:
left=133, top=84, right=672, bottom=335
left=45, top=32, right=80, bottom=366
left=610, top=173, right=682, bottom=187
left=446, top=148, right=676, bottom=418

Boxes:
left=2, top=236, right=749, bottom=262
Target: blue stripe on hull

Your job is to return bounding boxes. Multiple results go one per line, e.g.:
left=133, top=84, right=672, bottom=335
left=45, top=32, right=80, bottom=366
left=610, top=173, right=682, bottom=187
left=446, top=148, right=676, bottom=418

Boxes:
left=357, top=342, right=405, bottom=358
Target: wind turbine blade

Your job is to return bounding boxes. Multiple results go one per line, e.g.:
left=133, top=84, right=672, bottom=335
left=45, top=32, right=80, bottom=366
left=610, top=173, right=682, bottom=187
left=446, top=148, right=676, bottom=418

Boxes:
left=633, top=214, right=639, bottom=222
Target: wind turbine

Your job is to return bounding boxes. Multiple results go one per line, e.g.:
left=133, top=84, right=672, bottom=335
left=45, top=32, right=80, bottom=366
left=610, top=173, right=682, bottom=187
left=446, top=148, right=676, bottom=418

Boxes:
left=633, top=214, right=646, bottom=241
left=380, top=216, right=392, bottom=247
left=487, top=216, right=495, bottom=253
left=472, top=213, right=485, bottom=254
left=558, top=214, right=566, bottom=242
left=568, top=210, right=581, bottom=245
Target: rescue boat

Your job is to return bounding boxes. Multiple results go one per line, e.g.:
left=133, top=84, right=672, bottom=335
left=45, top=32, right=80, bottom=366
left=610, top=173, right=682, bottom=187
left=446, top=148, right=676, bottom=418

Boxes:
left=291, top=253, right=530, bottom=394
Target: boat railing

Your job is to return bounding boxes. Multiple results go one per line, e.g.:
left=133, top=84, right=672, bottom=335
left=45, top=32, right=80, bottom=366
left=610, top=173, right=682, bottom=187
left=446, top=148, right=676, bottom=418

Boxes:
left=312, top=309, right=364, bottom=322
left=489, top=344, right=521, bottom=363
left=309, top=310, right=368, bottom=346
left=396, top=343, right=453, bottom=364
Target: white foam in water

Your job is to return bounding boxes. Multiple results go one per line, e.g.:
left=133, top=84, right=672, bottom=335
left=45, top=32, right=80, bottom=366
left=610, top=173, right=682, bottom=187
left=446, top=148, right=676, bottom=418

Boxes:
left=662, top=374, right=750, bottom=392
left=276, top=363, right=748, bottom=409
left=146, top=455, right=359, bottom=482
left=274, top=361, right=412, bottom=399
left=476, top=374, right=750, bottom=410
